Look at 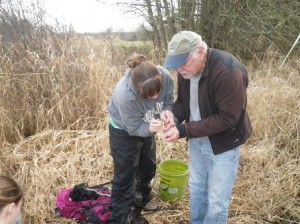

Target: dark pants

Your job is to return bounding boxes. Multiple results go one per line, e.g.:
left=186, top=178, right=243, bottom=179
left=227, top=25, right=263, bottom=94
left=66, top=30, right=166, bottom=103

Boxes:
left=108, top=125, right=156, bottom=224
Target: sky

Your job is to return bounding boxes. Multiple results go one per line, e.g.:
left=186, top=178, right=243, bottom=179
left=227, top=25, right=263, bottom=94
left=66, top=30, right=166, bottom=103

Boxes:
left=29, top=0, right=144, bottom=33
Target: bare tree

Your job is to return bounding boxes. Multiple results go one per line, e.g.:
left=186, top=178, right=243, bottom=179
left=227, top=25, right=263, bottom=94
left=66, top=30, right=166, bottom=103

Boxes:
left=155, top=0, right=168, bottom=49
left=162, top=0, right=177, bottom=36
left=143, top=0, right=161, bottom=48
left=99, top=0, right=300, bottom=61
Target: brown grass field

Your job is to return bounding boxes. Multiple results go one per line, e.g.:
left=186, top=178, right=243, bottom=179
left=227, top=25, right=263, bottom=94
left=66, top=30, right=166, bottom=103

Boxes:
left=0, top=36, right=299, bottom=223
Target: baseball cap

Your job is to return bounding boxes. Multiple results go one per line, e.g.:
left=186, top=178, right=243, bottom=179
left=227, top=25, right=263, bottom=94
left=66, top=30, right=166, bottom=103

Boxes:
left=164, top=31, right=202, bottom=69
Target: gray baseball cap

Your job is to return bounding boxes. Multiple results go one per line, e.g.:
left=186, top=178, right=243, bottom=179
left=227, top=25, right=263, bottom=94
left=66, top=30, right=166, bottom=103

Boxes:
left=164, top=31, right=202, bottom=69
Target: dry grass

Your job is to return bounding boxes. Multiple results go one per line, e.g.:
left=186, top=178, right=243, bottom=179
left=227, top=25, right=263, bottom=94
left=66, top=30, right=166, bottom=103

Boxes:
left=0, top=36, right=299, bottom=224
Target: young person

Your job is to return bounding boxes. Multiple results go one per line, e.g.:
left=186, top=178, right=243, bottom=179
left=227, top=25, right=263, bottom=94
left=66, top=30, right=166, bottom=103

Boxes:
left=0, top=176, right=23, bottom=224
left=163, top=31, right=253, bottom=224
left=108, top=53, right=174, bottom=224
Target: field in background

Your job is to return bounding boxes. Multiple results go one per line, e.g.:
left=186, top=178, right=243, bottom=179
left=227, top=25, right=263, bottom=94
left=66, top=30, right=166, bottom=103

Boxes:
left=0, top=36, right=299, bottom=223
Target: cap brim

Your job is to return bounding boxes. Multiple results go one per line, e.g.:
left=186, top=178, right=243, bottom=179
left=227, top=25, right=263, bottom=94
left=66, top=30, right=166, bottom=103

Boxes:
left=163, top=52, right=190, bottom=70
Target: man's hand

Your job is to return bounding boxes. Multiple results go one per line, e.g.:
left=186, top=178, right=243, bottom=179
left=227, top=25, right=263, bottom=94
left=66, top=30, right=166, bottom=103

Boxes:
left=163, top=126, right=180, bottom=142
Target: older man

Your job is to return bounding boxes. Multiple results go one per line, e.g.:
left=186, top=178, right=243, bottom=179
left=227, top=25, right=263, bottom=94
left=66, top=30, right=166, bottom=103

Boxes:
left=162, top=31, right=252, bottom=224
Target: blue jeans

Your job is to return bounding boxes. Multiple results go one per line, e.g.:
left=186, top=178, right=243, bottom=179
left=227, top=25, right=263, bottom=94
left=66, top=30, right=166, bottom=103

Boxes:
left=16, top=215, right=22, bottom=224
left=189, top=137, right=240, bottom=224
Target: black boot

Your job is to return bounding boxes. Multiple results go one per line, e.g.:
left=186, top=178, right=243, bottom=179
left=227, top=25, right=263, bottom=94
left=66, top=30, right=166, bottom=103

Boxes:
left=128, top=208, right=149, bottom=224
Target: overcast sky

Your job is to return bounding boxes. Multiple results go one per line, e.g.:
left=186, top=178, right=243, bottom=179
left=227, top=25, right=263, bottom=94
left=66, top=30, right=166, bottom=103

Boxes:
left=26, top=0, right=144, bottom=33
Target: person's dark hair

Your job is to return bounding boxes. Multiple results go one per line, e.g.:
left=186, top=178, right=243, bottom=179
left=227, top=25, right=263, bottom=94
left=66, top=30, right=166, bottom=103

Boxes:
left=127, top=53, right=162, bottom=99
left=0, top=176, right=22, bottom=212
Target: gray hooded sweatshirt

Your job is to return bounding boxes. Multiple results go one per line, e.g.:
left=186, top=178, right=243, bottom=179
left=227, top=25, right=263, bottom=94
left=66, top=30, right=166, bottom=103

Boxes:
left=108, top=67, right=174, bottom=137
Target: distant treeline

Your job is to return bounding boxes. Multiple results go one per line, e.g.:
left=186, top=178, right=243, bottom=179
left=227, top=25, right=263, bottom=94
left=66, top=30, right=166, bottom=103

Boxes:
left=81, top=31, right=151, bottom=42
left=0, top=0, right=299, bottom=62
left=116, top=0, right=300, bottom=61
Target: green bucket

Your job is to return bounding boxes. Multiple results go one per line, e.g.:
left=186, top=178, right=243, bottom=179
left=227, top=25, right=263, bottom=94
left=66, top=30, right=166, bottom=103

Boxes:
left=158, top=159, right=189, bottom=202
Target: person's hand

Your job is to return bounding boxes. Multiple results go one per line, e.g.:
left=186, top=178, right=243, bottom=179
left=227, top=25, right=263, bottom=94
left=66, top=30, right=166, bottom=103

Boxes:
left=149, top=118, right=163, bottom=133
left=163, top=126, right=179, bottom=142
left=160, top=110, right=175, bottom=131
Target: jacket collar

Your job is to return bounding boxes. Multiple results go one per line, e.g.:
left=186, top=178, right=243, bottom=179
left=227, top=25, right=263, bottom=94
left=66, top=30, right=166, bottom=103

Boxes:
left=201, top=48, right=211, bottom=79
